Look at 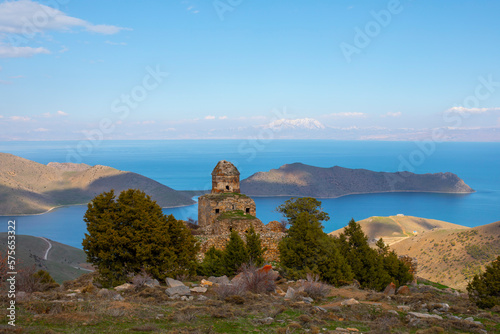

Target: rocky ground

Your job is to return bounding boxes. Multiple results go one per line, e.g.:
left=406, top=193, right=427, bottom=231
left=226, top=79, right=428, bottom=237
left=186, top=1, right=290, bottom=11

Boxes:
left=1, top=272, right=499, bottom=334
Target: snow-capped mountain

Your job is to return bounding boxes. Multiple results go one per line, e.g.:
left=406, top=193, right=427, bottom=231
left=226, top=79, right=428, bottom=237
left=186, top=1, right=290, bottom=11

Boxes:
left=266, top=118, right=325, bottom=130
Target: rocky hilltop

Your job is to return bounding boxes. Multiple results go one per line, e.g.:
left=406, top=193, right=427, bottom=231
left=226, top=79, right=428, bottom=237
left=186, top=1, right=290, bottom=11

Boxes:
left=0, top=153, right=195, bottom=215
left=240, top=163, right=474, bottom=197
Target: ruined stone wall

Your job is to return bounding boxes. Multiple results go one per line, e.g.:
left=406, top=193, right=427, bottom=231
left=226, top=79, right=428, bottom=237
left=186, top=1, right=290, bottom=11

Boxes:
left=196, top=230, right=286, bottom=263
left=212, top=175, right=240, bottom=194
left=209, top=218, right=265, bottom=235
left=198, top=193, right=256, bottom=228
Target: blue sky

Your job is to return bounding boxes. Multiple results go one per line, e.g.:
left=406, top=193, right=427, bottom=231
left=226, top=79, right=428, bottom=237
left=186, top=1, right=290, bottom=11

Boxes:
left=1, top=0, right=500, bottom=140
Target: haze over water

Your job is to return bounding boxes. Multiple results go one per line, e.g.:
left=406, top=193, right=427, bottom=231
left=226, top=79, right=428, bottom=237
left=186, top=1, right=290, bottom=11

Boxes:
left=1, top=140, right=499, bottom=249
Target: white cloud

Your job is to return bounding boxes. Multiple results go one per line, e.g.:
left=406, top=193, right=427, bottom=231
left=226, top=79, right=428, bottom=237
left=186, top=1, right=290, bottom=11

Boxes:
left=10, top=116, right=31, bottom=121
left=57, top=110, right=68, bottom=116
left=445, top=106, right=500, bottom=114
left=381, top=111, right=402, bottom=118
left=204, top=115, right=216, bottom=120
left=0, top=45, right=50, bottom=58
left=0, top=0, right=130, bottom=58
left=34, top=127, right=49, bottom=132
left=142, top=120, right=155, bottom=125
left=58, top=45, right=69, bottom=53
left=330, top=112, right=367, bottom=118
left=219, top=116, right=228, bottom=120
left=0, top=0, right=129, bottom=35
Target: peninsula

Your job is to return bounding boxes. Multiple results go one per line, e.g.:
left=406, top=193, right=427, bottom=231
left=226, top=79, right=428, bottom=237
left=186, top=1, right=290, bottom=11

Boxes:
left=0, top=153, right=195, bottom=215
left=240, top=163, right=474, bottom=197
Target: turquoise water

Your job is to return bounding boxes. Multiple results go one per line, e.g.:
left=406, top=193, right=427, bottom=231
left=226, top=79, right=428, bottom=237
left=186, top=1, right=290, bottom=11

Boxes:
left=1, top=140, right=499, bottom=248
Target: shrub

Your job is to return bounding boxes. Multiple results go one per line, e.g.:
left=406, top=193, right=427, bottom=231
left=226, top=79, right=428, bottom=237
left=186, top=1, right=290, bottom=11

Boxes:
left=130, top=269, right=152, bottom=289
left=198, top=246, right=226, bottom=277
left=302, top=273, right=331, bottom=300
left=222, top=231, right=249, bottom=276
left=214, top=283, right=245, bottom=299
left=237, top=263, right=277, bottom=294
left=17, top=266, right=58, bottom=292
left=467, top=256, right=500, bottom=309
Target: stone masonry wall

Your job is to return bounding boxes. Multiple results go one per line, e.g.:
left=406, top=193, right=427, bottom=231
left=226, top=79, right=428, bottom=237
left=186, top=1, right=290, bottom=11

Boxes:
left=197, top=230, right=286, bottom=262
left=198, top=193, right=256, bottom=228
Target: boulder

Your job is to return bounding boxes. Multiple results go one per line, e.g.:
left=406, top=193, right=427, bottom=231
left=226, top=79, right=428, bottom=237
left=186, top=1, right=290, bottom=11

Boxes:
left=396, top=285, right=410, bottom=295
left=145, top=279, right=160, bottom=288
left=407, top=312, right=442, bottom=320
left=397, top=305, right=410, bottom=311
left=284, top=287, right=295, bottom=299
left=166, top=285, right=191, bottom=297
left=256, top=317, right=274, bottom=325
left=201, top=279, right=213, bottom=287
left=166, top=277, right=185, bottom=288
left=383, top=282, right=396, bottom=296
left=113, top=294, right=125, bottom=301
left=114, top=283, right=134, bottom=292
left=302, top=297, right=314, bottom=303
left=208, top=275, right=230, bottom=285
left=341, top=298, right=359, bottom=306
left=190, top=287, right=208, bottom=293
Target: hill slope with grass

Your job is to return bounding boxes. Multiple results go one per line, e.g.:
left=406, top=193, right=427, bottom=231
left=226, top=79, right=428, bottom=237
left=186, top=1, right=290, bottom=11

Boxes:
left=0, top=153, right=195, bottom=215
left=391, top=220, right=500, bottom=290
left=0, top=233, right=90, bottom=283
left=240, top=163, right=474, bottom=197
left=329, top=215, right=468, bottom=246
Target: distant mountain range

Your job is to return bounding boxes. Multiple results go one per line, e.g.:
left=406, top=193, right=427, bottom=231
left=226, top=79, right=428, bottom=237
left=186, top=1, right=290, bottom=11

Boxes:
left=240, top=163, right=474, bottom=197
left=0, top=153, right=194, bottom=215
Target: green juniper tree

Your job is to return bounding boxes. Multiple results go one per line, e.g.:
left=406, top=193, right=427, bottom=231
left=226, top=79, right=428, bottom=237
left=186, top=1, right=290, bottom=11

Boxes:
left=198, top=246, right=226, bottom=277
left=222, top=230, right=249, bottom=275
left=338, top=219, right=392, bottom=291
left=82, top=189, right=199, bottom=287
left=245, top=225, right=266, bottom=267
left=278, top=198, right=352, bottom=285
left=467, top=256, right=500, bottom=309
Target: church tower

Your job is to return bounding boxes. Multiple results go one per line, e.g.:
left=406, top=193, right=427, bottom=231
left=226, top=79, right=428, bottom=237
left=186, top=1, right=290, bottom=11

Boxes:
left=211, top=160, right=240, bottom=194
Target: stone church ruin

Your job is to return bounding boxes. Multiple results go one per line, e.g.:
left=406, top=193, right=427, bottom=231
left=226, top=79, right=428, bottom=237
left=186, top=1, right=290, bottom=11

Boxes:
left=196, top=160, right=285, bottom=261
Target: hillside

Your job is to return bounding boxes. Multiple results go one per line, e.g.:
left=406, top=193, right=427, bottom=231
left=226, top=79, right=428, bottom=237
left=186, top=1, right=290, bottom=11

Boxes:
left=329, top=215, right=469, bottom=246
left=0, top=153, right=195, bottom=215
left=240, top=163, right=474, bottom=197
left=391, top=220, right=500, bottom=290
left=0, top=233, right=90, bottom=283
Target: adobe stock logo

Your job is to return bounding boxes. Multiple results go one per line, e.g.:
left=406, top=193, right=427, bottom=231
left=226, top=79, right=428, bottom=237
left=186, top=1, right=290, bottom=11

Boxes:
left=340, top=0, right=403, bottom=63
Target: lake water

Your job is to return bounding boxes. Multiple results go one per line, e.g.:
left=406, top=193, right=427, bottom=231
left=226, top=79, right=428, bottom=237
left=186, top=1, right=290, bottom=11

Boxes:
left=1, top=140, right=499, bottom=249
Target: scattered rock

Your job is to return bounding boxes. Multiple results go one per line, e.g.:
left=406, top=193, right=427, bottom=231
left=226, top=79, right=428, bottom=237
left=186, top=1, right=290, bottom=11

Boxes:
left=190, top=287, right=207, bottom=293
left=114, top=283, right=134, bottom=292
left=113, top=294, right=124, bottom=301
left=66, top=293, right=77, bottom=297
left=383, top=282, right=396, bottom=296
left=166, top=278, right=185, bottom=288
left=200, top=279, right=213, bottom=287
left=397, top=305, right=411, bottom=311
left=388, top=310, right=399, bottom=315
left=341, top=298, right=359, bottom=306
left=346, top=328, right=359, bottom=332
left=208, top=275, right=230, bottom=285
left=302, top=297, right=314, bottom=303
left=397, top=285, right=410, bottom=295
left=145, top=279, right=160, bottom=288
left=180, top=295, right=194, bottom=301
left=255, top=317, right=274, bottom=325
left=97, top=289, right=113, bottom=298
left=314, top=306, right=327, bottom=313
left=166, top=285, right=191, bottom=297
left=430, top=303, right=449, bottom=313
left=284, top=287, right=295, bottom=299
left=197, top=295, right=208, bottom=301
left=408, top=312, right=443, bottom=320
